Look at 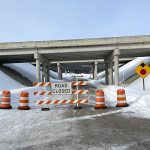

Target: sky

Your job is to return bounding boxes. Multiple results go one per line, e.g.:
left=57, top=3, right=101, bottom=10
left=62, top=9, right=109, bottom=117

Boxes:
left=0, top=0, right=150, bottom=42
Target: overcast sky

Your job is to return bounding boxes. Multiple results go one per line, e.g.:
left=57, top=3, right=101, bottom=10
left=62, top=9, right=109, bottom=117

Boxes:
left=0, top=0, right=150, bottom=42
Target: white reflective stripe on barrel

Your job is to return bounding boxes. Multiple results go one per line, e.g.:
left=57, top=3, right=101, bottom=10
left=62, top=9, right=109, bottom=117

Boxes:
left=20, top=103, right=29, bottom=106
left=117, top=100, right=127, bottom=103
left=2, top=96, right=10, bottom=99
left=96, top=102, right=105, bottom=104
left=20, top=97, right=29, bottom=100
left=1, top=102, right=10, bottom=104
left=117, top=94, right=126, bottom=98
left=96, top=96, right=104, bottom=98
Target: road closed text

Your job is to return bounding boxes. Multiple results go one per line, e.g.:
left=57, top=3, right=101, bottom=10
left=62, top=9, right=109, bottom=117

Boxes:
left=51, top=82, right=72, bottom=95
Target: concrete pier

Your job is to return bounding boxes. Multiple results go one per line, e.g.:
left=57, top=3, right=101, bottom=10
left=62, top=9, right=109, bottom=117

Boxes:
left=93, top=61, right=98, bottom=80
left=104, top=58, right=108, bottom=84
left=108, top=53, right=113, bottom=85
left=34, top=52, right=41, bottom=82
left=113, top=49, right=120, bottom=86
left=57, top=62, right=62, bottom=80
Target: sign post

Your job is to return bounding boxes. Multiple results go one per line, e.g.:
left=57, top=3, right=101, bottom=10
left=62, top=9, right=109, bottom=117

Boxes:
left=143, top=78, right=145, bottom=90
left=135, top=62, right=150, bottom=90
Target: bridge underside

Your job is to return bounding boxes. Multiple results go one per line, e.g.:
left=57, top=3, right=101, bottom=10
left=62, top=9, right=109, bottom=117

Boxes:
left=0, top=35, right=150, bottom=85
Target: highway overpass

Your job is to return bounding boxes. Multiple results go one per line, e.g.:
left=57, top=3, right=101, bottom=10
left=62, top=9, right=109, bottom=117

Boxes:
left=0, top=35, right=150, bottom=85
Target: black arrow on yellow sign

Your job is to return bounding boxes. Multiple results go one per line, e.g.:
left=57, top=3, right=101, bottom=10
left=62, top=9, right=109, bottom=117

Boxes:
left=140, top=63, right=146, bottom=68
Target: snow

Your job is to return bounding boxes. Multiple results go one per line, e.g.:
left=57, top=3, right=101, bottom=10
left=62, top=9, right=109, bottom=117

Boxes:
left=0, top=57, right=150, bottom=121
left=0, top=58, right=150, bottom=149
left=102, top=85, right=150, bottom=119
left=99, top=57, right=150, bottom=83
left=4, top=63, right=60, bottom=82
left=127, top=72, right=150, bottom=90
left=0, top=70, right=25, bottom=90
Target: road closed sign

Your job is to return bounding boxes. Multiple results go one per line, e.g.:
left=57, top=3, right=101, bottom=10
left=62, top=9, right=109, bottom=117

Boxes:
left=51, top=82, right=72, bottom=95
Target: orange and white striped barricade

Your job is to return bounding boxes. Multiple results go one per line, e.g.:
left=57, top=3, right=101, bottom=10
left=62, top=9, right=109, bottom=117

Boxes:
left=71, top=81, right=88, bottom=87
left=116, top=89, right=129, bottom=107
left=95, top=90, right=107, bottom=109
left=18, top=91, right=30, bottom=110
left=34, top=82, right=51, bottom=111
left=35, top=99, right=88, bottom=105
left=72, top=79, right=88, bottom=109
left=0, top=90, right=12, bottom=109
left=33, top=81, right=89, bottom=109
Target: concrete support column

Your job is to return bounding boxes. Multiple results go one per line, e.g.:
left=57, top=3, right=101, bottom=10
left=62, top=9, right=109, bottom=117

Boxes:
left=42, top=63, right=46, bottom=82
left=34, top=53, right=41, bottom=82
left=57, top=62, right=62, bottom=80
left=93, top=61, right=98, bottom=80
left=104, top=58, right=109, bottom=85
left=113, top=49, right=120, bottom=86
left=46, top=63, right=50, bottom=82
left=108, top=54, right=113, bottom=85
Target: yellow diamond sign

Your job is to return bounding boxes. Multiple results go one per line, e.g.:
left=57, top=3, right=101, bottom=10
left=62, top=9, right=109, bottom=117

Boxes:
left=135, top=62, right=150, bottom=78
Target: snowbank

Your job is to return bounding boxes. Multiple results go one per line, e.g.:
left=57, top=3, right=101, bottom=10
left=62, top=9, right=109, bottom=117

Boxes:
left=99, top=57, right=150, bottom=83
left=0, top=70, right=25, bottom=90
left=102, top=85, right=150, bottom=119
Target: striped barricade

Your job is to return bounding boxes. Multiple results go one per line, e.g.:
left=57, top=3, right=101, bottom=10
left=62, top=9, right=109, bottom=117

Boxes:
left=33, top=81, right=89, bottom=109
left=35, top=99, right=88, bottom=105
left=34, top=90, right=89, bottom=96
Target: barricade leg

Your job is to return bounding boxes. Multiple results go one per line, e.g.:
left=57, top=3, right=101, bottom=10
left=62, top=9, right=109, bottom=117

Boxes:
left=74, top=103, right=82, bottom=109
left=41, top=107, right=50, bottom=111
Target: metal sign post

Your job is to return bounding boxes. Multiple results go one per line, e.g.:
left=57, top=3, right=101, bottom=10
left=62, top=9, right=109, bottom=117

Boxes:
left=143, top=78, right=145, bottom=91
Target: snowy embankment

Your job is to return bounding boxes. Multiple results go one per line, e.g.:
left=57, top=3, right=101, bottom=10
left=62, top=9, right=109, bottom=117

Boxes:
left=0, top=70, right=25, bottom=90
left=98, top=57, right=150, bottom=83
left=102, top=85, right=150, bottom=119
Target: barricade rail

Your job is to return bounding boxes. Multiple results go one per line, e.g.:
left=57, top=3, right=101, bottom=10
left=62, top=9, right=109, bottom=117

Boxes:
left=33, top=81, right=89, bottom=106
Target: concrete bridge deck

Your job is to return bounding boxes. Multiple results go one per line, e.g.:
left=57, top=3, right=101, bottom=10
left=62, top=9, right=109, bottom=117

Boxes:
left=0, top=35, right=150, bottom=85
left=0, top=35, right=150, bottom=63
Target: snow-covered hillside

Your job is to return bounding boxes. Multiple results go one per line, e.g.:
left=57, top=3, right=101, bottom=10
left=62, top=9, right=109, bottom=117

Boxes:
left=0, top=70, right=25, bottom=90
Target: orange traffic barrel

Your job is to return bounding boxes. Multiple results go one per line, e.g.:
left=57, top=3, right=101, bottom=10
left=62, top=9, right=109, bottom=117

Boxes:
left=116, top=89, right=129, bottom=107
left=18, top=91, right=30, bottom=110
left=0, top=90, right=12, bottom=109
left=95, top=90, right=107, bottom=109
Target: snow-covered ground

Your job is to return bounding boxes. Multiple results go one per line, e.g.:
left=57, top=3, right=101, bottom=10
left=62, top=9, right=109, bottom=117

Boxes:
left=102, top=85, right=150, bottom=119
left=0, top=58, right=150, bottom=149
left=0, top=57, right=150, bottom=120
